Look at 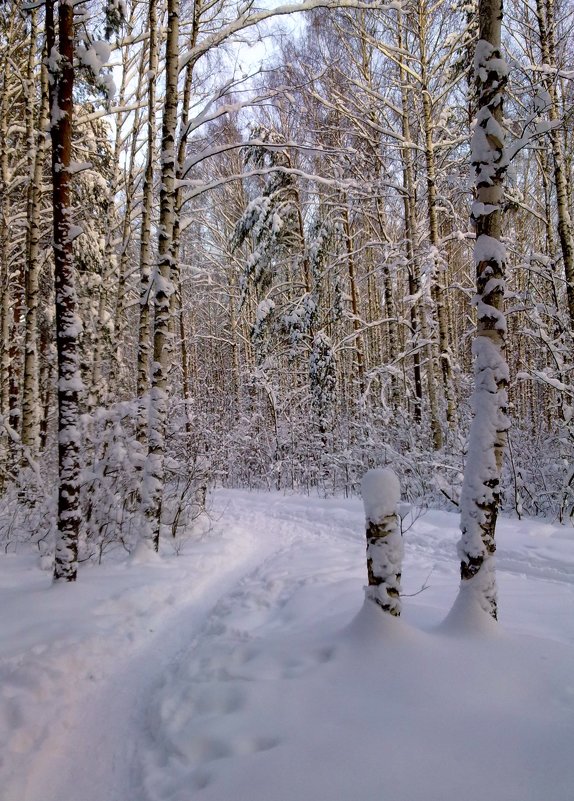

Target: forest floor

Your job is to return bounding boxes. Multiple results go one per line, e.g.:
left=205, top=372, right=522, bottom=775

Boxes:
left=1, top=489, right=574, bottom=801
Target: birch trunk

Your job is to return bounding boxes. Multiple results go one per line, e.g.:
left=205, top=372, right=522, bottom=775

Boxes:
left=146, top=0, right=179, bottom=550
left=47, top=0, right=82, bottom=582
left=137, top=0, right=159, bottom=443
left=115, top=21, right=145, bottom=392
left=0, top=42, right=11, bottom=427
left=397, top=44, right=441, bottom=445
left=362, top=468, right=403, bottom=616
left=457, top=0, right=510, bottom=619
left=343, top=204, right=366, bottom=398
left=22, top=53, right=49, bottom=452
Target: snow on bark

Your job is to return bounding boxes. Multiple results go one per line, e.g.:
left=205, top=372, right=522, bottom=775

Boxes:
left=456, top=0, right=510, bottom=620
left=534, top=0, right=574, bottom=329
left=361, top=468, right=403, bottom=616
left=144, top=0, right=179, bottom=551
left=136, top=0, right=158, bottom=444
left=46, top=0, right=82, bottom=582
left=22, top=16, right=48, bottom=454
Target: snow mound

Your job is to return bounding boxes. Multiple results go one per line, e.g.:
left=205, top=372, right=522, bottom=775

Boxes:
left=361, top=467, right=400, bottom=522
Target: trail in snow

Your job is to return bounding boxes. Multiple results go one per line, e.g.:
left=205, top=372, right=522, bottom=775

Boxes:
left=1, top=489, right=573, bottom=801
left=4, top=491, right=353, bottom=801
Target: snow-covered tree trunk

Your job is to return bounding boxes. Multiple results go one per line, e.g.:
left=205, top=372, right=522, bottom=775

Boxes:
left=47, top=0, right=82, bottom=581
left=457, top=0, right=509, bottom=619
left=22, top=55, right=49, bottom=452
left=145, top=0, right=179, bottom=550
left=396, top=22, right=424, bottom=429
left=137, top=0, right=158, bottom=443
left=3, top=25, right=25, bottom=453
left=0, top=27, right=12, bottom=434
left=361, top=468, right=403, bottom=616
left=342, top=203, right=366, bottom=398
left=171, top=0, right=201, bottom=410
left=114, top=7, right=144, bottom=392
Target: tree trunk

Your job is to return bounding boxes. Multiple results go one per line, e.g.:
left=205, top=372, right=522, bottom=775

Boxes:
left=146, top=0, right=180, bottom=550
left=343, top=204, right=366, bottom=397
left=362, top=468, right=403, bottom=616
left=457, top=0, right=509, bottom=619
left=47, top=0, right=82, bottom=582
left=535, top=0, right=574, bottom=330
left=22, top=53, right=49, bottom=452
left=137, top=0, right=159, bottom=443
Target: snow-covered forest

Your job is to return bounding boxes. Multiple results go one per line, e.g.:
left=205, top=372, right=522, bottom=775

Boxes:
left=1, top=0, right=573, bottom=798
left=1, top=0, right=573, bottom=564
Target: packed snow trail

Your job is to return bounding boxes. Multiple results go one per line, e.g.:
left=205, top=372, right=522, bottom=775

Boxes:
left=1, top=495, right=298, bottom=801
left=2, top=491, right=364, bottom=801
left=1, top=489, right=574, bottom=801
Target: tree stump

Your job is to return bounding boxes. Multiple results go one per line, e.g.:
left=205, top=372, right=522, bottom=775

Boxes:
left=361, top=468, right=403, bottom=616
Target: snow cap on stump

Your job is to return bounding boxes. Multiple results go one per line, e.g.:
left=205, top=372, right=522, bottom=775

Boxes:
left=361, top=468, right=400, bottom=523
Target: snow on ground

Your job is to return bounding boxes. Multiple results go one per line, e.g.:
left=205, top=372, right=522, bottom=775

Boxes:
left=1, top=489, right=573, bottom=801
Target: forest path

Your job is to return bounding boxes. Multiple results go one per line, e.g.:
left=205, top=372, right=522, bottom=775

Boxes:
left=12, top=491, right=360, bottom=801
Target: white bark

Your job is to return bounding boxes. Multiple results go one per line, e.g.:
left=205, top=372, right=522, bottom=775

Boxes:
left=47, top=0, right=82, bottom=582
left=457, top=0, right=510, bottom=619
left=362, top=468, right=403, bottom=616
left=145, top=0, right=179, bottom=551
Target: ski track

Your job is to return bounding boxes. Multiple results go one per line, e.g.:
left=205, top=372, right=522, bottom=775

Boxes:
left=4, top=492, right=354, bottom=801
left=2, top=489, right=573, bottom=801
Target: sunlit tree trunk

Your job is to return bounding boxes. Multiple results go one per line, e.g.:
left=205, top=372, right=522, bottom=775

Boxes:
left=22, top=47, right=49, bottom=452
left=137, top=0, right=159, bottom=443
left=0, top=19, right=13, bottom=433
left=397, top=21, right=440, bottom=445
left=362, top=468, right=403, bottom=616
left=146, top=0, right=179, bottom=550
left=457, top=0, right=509, bottom=619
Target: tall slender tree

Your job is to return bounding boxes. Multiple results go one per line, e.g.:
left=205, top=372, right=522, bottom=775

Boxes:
left=146, top=0, right=180, bottom=550
left=46, top=0, right=82, bottom=582
left=457, top=0, right=510, bottom=618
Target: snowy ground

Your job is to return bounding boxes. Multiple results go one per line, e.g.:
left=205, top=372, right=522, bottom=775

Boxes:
left=1, top=489, right=573, bottom=801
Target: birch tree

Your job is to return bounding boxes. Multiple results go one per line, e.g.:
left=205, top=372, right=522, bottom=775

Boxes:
left=146, top=0, right=179, bottom=551
left=361, top=467, right=403, bottom=616
left=137, top=0, right=160, bottom=443
left=457, top=0, right=510, bottom=619
left=22, top=35, right=49, bottom=453
left=46, top=0, right=82, bottom=582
